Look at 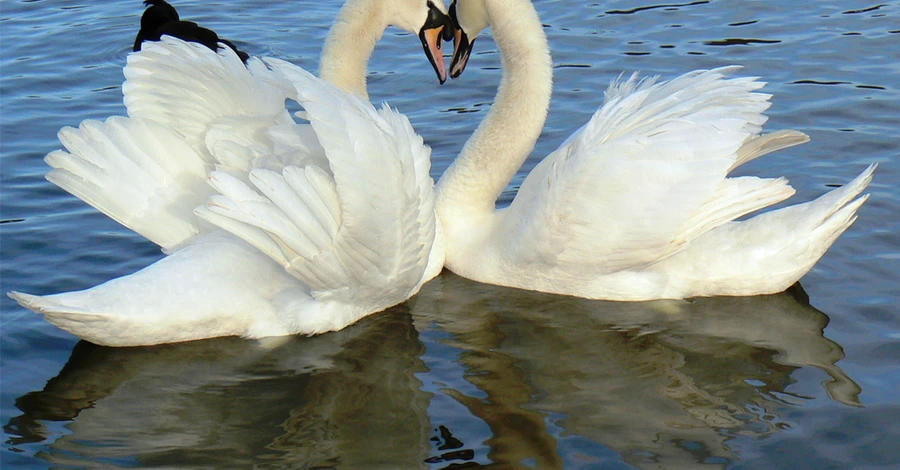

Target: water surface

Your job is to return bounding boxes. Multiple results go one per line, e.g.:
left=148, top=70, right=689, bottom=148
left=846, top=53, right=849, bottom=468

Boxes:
left=2, top=1, right=898, bottom=468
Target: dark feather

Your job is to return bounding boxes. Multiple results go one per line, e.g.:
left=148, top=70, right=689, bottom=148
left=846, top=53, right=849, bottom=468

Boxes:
left=133, top=0, right=249, bottom=63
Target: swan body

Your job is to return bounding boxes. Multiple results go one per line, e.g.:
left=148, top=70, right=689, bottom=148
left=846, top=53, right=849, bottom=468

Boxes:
left=12, top=232, right=313, bottom=346
left=437, top=0, right=875, bottom=300
left=9, top=0, right=451, bottom=346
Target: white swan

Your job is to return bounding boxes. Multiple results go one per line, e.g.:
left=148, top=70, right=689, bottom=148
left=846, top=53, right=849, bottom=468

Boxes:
left=8, top=0, right=452, bottom=346
left=436, top=0, right=875, bottom=301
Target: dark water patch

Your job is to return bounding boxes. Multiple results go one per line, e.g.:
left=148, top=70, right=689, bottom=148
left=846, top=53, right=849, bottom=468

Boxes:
left=605, top=1, right=710, bottom=16
left=792, top=79, right=851, bottom=85
left=789, top=80, right=888, bottom=92
left=425, top=425, right=477, bottom=465
left=703, top=38, right=781, bottom=46
left=842, top=4, right=887, bottom=15
left=89, top=85, right=119, bottom=93
left=553, top=64, right=591, bottom=69
left=445, top=108, right=481, bottom=114
left=728, top=20, right=759, bottom=27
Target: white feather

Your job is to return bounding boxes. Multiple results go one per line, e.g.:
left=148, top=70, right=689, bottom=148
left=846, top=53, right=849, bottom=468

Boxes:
left=437, top=0, right=874, bottom=301
left=12, top=28, right=443, bottom=345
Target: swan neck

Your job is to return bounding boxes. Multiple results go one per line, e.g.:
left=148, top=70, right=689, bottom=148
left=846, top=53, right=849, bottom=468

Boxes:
left=436, top=0, right=553, bottom=219
left=319, top=0, right=387, bottom=100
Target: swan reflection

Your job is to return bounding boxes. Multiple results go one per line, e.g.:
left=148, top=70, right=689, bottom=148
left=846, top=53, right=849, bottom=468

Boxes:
left=7, top=274, right=859, bottom=468
left=410, top=273, right=861, bottom=468
left=6, top=309, right=432, bottom=468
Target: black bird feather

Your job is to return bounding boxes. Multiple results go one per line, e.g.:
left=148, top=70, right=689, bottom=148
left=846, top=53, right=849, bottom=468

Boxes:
left=133, top=0, right=249, bottom=63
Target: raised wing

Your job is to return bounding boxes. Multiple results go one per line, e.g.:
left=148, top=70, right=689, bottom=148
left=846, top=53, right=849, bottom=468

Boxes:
left=46, top=116, right=211, bottom=250
left=503, top=67, right=800, bottom=273
left=197, top=60, right=438, bottom=310
left=123, top=37, right=296, bottom=173
left=44, top=38, right=305, bottom=251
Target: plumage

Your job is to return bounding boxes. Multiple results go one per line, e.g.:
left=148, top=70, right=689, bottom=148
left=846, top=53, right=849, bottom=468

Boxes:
left=45, top=116, right=211, bottom=250
left=9, top=0, right=453, bottom=346
left=437, top=0, right=874, bottom=301
left=133, top=0, right=250, bottom=63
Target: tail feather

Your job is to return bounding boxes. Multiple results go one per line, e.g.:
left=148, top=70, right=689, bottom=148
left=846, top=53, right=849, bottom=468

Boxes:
left=729, top=130, right=810, bottom=173
left=664, top=164, right=875, bottom=297
left=9, top=291, right=102, bottom=318
left=8, top=232, right=320, bottom=346
left=675, top=176, right=796, bottom=245
left=8, top=291, right=116, bottom=343
left=735, top=163, right=875, bottom=237
left=809, top=193, right=869, bottom=252
left=797, top=163, right=876, bottom=222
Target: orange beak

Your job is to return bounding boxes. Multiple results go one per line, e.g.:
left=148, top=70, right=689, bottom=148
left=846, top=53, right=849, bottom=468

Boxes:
left=420, top=26, right=447, bottom=84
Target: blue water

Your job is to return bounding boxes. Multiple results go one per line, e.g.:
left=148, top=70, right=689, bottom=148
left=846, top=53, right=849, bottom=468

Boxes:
left=2, top=1, right=899, bottom=468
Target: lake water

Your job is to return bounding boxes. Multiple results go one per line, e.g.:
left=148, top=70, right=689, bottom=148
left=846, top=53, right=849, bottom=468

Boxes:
left=2, top=0, right=898, bottom=468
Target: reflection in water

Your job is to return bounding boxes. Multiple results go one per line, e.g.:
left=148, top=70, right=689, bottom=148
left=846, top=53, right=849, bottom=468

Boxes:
left=5, top=309, right=432, bottom=468
left=6, top=274, right=859, bottom=468
left=410, top=274, right=861, bottom=469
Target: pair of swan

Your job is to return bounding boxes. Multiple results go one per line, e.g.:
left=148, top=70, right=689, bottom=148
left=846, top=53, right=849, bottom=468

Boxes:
left=11, top=0, right=874, bottom=346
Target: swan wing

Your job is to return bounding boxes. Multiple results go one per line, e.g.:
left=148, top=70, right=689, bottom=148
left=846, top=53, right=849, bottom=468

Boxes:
left=45, top=38, right=306, bottom=251
left=46, top=116, right=212, bottom=250
left=123, top=37, right=300, bottom=173
left=197, top=60, right=437, bottom=310
left=504, top=67, right=796, bottom=273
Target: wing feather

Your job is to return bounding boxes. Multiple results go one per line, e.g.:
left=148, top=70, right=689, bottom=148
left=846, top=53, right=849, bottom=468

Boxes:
left=283, top=165, right=341, bottom=237
left=46, top=116, right=210, bottom=250
left=198, top=60, right=437, bottom=308
left=123, top=37, right=296, bottom=174
left=504, top=67, right=796, bottom=273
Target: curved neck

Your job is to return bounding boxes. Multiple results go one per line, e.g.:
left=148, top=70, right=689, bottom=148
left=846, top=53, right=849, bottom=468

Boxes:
left=319, top=0, right=389, bottom=100
left=436, top=0, right=553, bottom=220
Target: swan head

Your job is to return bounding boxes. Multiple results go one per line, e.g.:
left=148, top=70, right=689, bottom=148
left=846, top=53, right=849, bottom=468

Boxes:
left=389, top=0, right=455, bottom=84
left=448, top=0, right=489, bottom=78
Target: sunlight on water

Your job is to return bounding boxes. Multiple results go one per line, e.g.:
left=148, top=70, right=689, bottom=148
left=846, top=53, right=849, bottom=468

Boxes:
left=2, top=1, right=898, bottom=468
